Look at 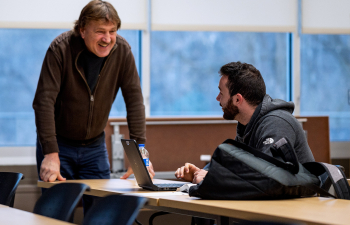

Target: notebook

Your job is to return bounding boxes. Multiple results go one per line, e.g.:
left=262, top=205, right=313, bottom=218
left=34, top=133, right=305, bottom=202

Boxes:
left=121, top=139, right=189, bottom=191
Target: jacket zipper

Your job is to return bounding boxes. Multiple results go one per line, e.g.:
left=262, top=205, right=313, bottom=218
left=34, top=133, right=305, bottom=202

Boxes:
left=86, top=76, right=101, bottom=139
left=75, top=50, right=94, bottom=139
left=74, top=48, right=114, bottom=139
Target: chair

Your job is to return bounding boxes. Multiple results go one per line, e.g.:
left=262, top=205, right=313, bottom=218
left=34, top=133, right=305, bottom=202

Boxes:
left=33, top=183, right=90, bottom=222
left=0, top=172, right=23, bottom=207
left=83, top=194, right=147, bottom=225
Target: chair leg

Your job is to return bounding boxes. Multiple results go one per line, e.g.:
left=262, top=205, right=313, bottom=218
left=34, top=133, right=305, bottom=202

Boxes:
left=149, top=211, right=170, bottom=225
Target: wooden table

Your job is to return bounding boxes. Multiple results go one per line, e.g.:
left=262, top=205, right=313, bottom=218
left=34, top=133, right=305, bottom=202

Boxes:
left=38, top=179, right=187, bottom=207
left=157, top=194, right=350, bottom=225
left=0, top=204, right=73, bottom=225
left=38, top=179, right=350, bottom=225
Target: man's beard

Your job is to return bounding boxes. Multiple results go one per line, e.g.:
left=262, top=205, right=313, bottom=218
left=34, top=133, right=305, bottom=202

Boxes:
left=222, top=97, right=239, bottom=120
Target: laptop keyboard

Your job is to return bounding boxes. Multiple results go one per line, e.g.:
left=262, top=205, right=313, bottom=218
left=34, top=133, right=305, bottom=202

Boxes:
left=155, top=183, right=184, bottom=188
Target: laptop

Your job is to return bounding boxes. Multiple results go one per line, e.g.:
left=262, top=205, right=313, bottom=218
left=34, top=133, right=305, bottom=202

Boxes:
left=121, top=139, right=189, bottom=191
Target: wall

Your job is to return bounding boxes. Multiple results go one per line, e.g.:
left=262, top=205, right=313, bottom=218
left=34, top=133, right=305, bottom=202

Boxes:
left=105, top=116, right=330, bottom=172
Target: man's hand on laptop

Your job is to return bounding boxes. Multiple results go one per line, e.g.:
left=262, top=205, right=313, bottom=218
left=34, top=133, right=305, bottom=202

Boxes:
left=193, top=169, right=208, bottom=184
left=175, top=163, right=200, bottom=183
left=120, top=161, right=155, bottom=179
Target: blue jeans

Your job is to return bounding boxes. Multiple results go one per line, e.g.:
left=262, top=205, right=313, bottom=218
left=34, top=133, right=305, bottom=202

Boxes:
left=36, top=137, right=111, bottom=215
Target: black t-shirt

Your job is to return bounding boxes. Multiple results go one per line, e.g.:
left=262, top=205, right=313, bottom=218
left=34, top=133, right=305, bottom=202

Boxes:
left=78, top=49, right=107, bottom=93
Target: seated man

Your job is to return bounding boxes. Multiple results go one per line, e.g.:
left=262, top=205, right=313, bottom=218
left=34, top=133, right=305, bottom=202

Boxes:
left=175, top=61, right=315, bottom=184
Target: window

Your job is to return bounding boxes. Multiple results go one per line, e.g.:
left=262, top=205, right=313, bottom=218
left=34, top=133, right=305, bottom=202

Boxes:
left=2, top=28, right=348, bottom=145
left=0, top=29, right=68, bottom=146
left=150, top=31, right=287, bottom=116
left=300, top=34, right=350, bottom=141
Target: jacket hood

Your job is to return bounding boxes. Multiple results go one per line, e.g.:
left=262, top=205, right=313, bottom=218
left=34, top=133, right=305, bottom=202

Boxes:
left=260, top=95, right=294, bottom=117
left=236, top=94, right=295, bottom=142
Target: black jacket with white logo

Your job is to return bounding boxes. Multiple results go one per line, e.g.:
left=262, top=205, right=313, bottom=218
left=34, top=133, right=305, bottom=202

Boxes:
left=235, top=94, right=315, bottom=164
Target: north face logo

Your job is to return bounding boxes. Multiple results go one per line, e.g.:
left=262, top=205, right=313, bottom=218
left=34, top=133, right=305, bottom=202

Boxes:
left=263, top=138, right=274, bottom=145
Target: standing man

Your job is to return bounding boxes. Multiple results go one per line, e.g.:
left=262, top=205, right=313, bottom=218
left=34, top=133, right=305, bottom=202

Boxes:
left=175, top=61, right=315, bottom=183
left=33, top=0, right=153, bottom=212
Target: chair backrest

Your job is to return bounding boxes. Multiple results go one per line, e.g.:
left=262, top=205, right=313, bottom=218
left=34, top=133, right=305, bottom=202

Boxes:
left=33, top=183, right=90, bottom=222
left=0, top=172, right=23, bottom=207
left=83, top=194, right=147, bottom=225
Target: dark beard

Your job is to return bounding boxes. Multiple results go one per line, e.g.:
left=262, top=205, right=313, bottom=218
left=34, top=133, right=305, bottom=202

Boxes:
left=223, top=97, right=239, bottom=120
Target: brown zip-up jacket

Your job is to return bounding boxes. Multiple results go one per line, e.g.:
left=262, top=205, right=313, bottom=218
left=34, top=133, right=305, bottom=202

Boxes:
left=33, top=30, right=145, bottom=155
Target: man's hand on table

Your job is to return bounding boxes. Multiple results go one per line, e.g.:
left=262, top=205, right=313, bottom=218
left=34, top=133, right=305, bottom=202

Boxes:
left=120, top=160, right=155, bottom=179
left=40, top=152, right=66, bottom=182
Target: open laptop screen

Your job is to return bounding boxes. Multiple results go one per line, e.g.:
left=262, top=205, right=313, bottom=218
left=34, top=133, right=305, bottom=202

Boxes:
left=121, top=139, right=188, bottom=191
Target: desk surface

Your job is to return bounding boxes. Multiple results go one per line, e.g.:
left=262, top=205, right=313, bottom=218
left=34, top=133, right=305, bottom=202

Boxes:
left=158, top=195, right=350, bottom=225
left=37, top=178, right=187, bottom=206
left=38, top=179, right=350, bottom=225
left=0, top=204, right=73, bottom=225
